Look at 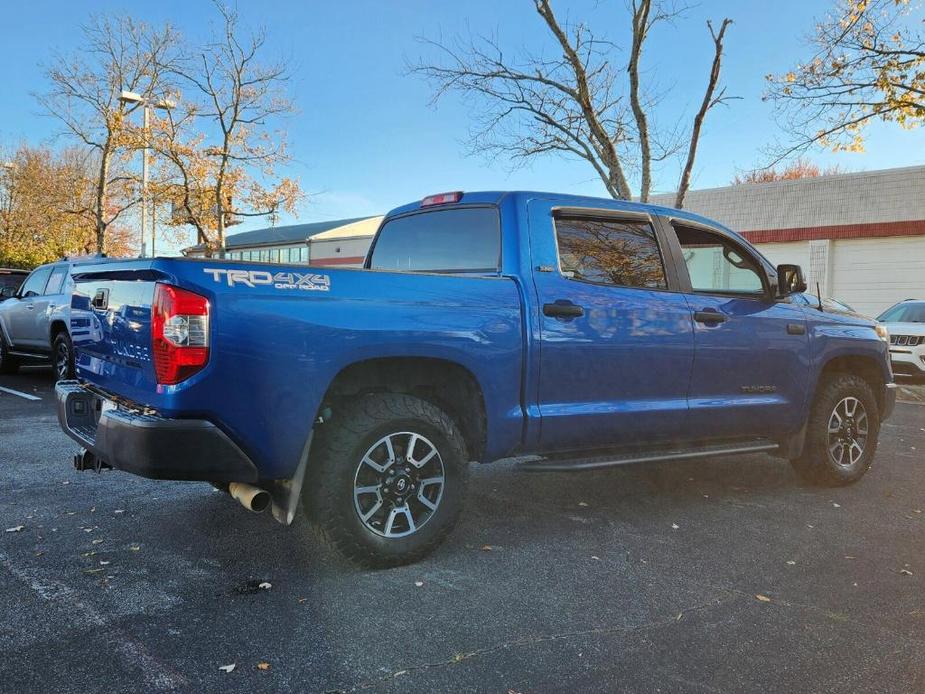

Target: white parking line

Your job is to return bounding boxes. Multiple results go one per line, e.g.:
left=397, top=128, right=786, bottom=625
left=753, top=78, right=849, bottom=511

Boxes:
left=0, top=385, right=41, bottom=401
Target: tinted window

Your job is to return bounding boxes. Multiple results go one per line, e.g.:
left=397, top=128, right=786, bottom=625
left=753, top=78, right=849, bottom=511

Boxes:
left=675, top=226, right=764, bottom=294
left=370, top=207, right=500, bottom=273
left=44, top=265, right=68, bottom=295
left=19, top=266, right=53, bottom=298
left=878, top=303, right=925, bottom=323
left=555, top=217, right=667, bottom=289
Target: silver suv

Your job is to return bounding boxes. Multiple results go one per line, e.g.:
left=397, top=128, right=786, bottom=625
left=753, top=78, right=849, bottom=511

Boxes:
left=0, top=261, right=78, bottom=379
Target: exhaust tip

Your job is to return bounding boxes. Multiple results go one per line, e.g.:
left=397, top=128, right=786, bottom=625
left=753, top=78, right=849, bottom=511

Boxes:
left=228, top=482, right=271, bottom=513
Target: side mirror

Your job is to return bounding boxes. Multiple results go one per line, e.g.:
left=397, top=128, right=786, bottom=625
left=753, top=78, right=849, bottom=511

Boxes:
left=776, top=263, right=807, bottom=297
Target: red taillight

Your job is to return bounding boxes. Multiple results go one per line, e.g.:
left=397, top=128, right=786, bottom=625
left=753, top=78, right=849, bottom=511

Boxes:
left=151, top=283, right=210, bottom=385
left=421, top=191, right=463, bottom=207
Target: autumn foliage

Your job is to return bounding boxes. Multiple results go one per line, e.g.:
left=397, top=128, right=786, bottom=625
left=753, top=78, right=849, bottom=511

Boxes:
left=732, top=159, right=844, bottom=185
left=0, top=145, right=135, bottom=268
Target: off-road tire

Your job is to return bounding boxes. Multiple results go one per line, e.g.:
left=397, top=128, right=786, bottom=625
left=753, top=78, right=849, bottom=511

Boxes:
left=304, top=393, right=469, bottom=568
left=52, top=332, right=75, bottom=381
left=0, top=336, right=18, bottom=374
left=790, top=373, right=880, bottom=486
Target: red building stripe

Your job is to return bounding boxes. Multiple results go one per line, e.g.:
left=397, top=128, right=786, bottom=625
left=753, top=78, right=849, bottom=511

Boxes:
left=309, top=255, right=366, bottom=266
left=740, top=219, right=925, bottom=244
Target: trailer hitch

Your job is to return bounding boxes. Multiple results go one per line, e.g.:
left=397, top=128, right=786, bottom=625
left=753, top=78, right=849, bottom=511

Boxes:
left=73, top=449, right=112, bottom=473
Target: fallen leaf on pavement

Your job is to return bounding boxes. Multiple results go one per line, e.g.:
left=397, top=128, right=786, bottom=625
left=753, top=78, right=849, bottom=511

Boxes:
left=297, top=597, right=307, bottom=604
left=92, top=539, right=104, bottom=545
left=832, top=503, right=841, bottom=508
left=578, top=502, right=589, bottom=507
left=756, top=594, right=772, bottom=602
left=114, top=510, right=125, bottom=514
left=671, top=523, right=680, bottom=530
left=786, top=560, right=796, bottom=565
left=900, top=569, right=913, bottom=576
left=99, top=561, right=110, bottom=566
left=591, top=556, right=601, bottom=561
left=414, top=581, right=423, bottom=587
left=480, top=545, right=494, bottom=551
left=257, top=662, right=270, bottom=671
left=258, top=582, right=272, bottom=590
left=129, top=545, right=140, bottom=551
left=5, top=526, right=24, bottom=533
left=218, top=664, right=235, bottom=673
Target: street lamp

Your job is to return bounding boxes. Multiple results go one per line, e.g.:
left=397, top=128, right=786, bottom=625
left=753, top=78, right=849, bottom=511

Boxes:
left=119, top=90, right=174, bottom=257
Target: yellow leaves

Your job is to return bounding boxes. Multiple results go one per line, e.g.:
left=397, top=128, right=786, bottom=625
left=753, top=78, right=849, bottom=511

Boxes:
left=784, top=71, right=797, bottom=83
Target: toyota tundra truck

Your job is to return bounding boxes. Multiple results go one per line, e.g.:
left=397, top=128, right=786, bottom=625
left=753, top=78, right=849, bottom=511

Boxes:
left=55, top=191, right=897, bottom=567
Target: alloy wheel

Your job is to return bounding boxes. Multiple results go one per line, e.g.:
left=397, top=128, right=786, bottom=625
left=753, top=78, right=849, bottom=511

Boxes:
left=826, top=396, right=868, bottom=468
left=352, top=431, right=445, bottom=538
left=55, top=341, right=70, bottom=380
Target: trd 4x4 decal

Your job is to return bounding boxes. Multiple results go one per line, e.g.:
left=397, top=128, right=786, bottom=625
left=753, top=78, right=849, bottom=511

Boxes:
left=203, top=268, right=331, bottom=292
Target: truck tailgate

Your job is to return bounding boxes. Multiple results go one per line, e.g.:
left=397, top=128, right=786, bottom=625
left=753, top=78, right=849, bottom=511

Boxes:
left=70, top=265, right=162, bottom=404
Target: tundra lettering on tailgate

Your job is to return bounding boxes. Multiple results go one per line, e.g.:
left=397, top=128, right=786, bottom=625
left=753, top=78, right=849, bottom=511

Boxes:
left=203, top=268, right=331, bottom=292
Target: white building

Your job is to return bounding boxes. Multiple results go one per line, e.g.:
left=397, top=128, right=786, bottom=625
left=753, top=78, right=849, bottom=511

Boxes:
left=651, top=165, right=925, bottom=316
left=182, top=216, right=382, bottom=267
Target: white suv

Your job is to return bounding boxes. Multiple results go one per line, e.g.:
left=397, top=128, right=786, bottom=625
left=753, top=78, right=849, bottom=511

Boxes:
left=878, top=300, right=925, bottom=382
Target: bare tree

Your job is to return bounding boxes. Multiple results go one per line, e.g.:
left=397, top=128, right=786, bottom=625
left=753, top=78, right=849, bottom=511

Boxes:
left=159, top=2, right=302, bottom=255
left=765, top=0, right=924, bottom=164
left=37, top=15, right=179, bottom=252
left=411, top=0, right=733, bottom=207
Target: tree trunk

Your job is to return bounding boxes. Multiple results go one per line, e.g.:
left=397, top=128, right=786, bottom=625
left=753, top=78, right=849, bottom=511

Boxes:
left=676, top=19, right=731, bottom=209
left=94, top=144, right=112, bottom=253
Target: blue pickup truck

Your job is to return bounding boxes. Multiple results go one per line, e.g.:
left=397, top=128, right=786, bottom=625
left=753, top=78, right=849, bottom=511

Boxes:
left=56, top=191, right=896, bottom=567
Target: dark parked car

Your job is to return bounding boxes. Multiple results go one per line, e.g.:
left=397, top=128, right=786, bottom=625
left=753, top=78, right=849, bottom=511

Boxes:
left=0, top=268, right=28, bottom=302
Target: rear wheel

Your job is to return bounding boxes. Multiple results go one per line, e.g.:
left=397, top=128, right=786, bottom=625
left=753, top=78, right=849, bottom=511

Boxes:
left=790, top=373, right=880, bottom=486
left=52, top=332, right=74, bottom=381
left=0, top=337, right=18, bottom=374
left=305, top=393, right=469, bottom=568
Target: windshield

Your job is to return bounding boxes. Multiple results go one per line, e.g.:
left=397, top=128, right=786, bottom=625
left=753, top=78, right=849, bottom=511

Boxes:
left=878, top=302, right=925, bottom=323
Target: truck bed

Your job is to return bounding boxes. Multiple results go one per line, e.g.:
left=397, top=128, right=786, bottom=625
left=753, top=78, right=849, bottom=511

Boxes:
left=67, top=258, right=525, bottom=479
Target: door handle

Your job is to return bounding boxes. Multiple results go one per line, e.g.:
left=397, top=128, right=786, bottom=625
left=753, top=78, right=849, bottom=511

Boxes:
left=543, top=300, right=584, bottom=319
left=693, top=309, right=727, bottom=324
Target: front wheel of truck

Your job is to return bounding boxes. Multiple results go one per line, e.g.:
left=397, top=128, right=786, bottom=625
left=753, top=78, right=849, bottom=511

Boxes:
left=790, top=373, right=880, bottom=486
left=305, top=393, right=469, bottom=568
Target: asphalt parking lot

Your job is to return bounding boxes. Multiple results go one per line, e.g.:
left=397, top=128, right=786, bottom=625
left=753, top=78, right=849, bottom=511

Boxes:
left=1, top=368, right=924, bottom=693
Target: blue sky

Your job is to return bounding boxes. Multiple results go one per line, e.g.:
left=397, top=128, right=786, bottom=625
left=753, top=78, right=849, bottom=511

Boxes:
left=2, top=0, right=923, bottom=247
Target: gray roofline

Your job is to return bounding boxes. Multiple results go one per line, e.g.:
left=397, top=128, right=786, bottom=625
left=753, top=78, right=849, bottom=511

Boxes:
left=649, top=164, right=925, bottom=199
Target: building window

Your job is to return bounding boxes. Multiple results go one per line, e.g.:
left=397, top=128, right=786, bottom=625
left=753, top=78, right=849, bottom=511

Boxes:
left=300, top=246, right=308, bottom=262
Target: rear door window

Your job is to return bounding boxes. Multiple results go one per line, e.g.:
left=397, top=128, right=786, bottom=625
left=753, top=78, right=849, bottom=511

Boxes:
left=44, top=265, right=69, bottom=295
left=554, top=217, right=667, bottom=289
left=370, top=207, right=500, bottom=273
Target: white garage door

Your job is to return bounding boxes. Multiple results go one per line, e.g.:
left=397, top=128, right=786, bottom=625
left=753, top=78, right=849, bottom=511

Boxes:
left=754, top=241, right=811, bottom=270
left=831, top=236, right=925, bottom=317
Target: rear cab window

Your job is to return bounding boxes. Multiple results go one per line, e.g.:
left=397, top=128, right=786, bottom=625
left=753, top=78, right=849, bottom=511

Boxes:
left=369, top=207, right=501, bottom=273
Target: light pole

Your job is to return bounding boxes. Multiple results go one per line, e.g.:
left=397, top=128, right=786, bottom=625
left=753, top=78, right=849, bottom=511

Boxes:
left=119, top=90, right=174, bottom=257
